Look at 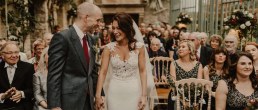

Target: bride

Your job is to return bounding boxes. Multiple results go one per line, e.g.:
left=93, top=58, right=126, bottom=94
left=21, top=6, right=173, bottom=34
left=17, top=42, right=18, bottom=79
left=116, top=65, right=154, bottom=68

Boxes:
left=95, top=13, right=157, bottom=110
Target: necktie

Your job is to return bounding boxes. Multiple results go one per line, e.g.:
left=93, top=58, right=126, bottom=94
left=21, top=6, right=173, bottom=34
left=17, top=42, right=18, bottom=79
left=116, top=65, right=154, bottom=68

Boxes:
left=83, top=36, right=90, bottom=64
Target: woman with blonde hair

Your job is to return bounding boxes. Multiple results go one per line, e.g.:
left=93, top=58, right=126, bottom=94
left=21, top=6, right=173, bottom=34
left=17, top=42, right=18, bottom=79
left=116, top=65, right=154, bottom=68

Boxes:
left=167, top=40, right=203, bottom=109
left=33, top=47, right=49, bottom=110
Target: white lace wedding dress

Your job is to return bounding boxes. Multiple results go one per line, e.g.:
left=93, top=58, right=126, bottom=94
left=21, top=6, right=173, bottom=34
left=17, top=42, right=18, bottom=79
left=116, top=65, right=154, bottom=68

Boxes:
left=105, top=42, right=147, bottom=110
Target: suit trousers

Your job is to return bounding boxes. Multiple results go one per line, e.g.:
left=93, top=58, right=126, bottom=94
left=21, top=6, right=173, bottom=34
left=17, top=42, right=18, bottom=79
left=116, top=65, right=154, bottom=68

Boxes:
left=83, top=93, right=92, bottom=110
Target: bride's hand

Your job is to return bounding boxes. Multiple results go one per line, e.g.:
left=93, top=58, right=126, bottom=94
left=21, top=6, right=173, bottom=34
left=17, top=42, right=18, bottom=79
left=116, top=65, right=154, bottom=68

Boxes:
left=138, top=96, right=147, bottom=110
left=95, top=96, right=105, bottom=110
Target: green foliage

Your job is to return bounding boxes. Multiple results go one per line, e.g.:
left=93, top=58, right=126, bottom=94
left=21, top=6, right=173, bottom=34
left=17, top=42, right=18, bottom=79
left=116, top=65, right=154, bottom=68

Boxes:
left=1, top=0, right=36, bottom=40
left=223, top=9, right=258, bottom=41
left=67, top=2, right=77, bottom=19
left=176, top=13, right=193, bottom=25
left=55, top=0, right=74, bottom=6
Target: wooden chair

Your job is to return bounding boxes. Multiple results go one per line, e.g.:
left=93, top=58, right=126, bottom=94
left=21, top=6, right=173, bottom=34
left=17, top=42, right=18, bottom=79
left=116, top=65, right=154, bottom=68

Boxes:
left=150, top=57, right=173, bottom=85
left=150, top=57, right=173, bottom=109
left=175, top=78, right=213, bottom=110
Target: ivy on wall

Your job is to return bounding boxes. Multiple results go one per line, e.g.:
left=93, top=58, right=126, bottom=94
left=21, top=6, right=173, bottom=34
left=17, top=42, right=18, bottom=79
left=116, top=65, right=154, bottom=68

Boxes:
left=0, top=0, right=36, bottom=42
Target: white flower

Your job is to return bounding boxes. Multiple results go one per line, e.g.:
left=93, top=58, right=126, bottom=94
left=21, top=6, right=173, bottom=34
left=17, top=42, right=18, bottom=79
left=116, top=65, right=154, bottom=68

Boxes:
left=183, top=17, right=185, bottom=19
left=240, top=24, right=246, bottom=29
left=232, top=15, right=236, bottom=19
left=245, top=21, right=251, bottom=26
left=233, top=10, right=238, bottom=13
left=185, top=15, right=189, bottom=18
left=248, top=13, right=254, bottom=18
left=190, top=18, right=193, bottom=21
left=224, top=18, right=228, bottom=22
left=178, top=18, right=181, bottom=21
left=244, top=11, right=248, bottom=15
left=224, top=26, right=229, bottom=30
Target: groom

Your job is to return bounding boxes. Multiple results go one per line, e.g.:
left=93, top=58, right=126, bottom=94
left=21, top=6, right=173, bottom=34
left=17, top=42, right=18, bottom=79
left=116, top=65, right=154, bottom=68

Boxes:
left=47, top=2, right=103, bottom=110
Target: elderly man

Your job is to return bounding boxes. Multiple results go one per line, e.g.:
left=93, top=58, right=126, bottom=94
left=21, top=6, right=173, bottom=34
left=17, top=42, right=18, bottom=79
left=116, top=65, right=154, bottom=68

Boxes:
left=224, top=35, right=239, bottom=65
left=200, top=32, right=208, bottom=46
left=149, top=38, right=168, bottom=83
left=43, top=32, right=53, bottom=46
left=149, top=38, right=168, bottom=58
left=188, top=32, right=212, bottom=66
left=0, top=41, right=34, bottom=110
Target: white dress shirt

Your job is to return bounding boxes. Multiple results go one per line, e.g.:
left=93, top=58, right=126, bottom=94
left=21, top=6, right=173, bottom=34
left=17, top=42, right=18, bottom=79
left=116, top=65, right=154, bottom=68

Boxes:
left=73, top=24, right=90, bottom=54
left=197, top=46, right=201, bottom=59
left=5, top=63, right=17, bottom=84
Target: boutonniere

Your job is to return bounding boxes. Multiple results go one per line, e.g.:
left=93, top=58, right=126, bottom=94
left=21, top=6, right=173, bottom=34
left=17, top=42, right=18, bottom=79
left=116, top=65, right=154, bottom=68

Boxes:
left=92, top=45, right=100, bottom=53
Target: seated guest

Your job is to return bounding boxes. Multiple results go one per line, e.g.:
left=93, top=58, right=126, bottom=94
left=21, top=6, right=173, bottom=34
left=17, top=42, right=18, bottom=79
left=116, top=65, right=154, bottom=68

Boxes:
left=33, top=47, right=49, bottom=110
left=200, top=32, right=208, bottom=46
left=223, top=35, right=240, bottom=65
left=149, top=38, right=168, bottom=58
left=188, top=32, right=212, bottom=67
left=169, top=32, right=190, bottom=60
left=28, top=39, right=46, bottom=71
left=145, top=31, right=158, bottom=51
left=208, top=34, right=223, bottom=50
left=216, top=52, right=258, bottom=110
left=149, top=38, right=168, bottom=82
left=0, top=41, right=34, bottom=110
left=43, top=33, right=53, bottom=46
left=203, top=47, right=230, bottom=110
left=244, top=42, right=258, bottom=74
left=167, top=40, right=203, bottom=110
left=165, top=26, right=180, bottom=53
left=98, top=28, right=111, bottom=53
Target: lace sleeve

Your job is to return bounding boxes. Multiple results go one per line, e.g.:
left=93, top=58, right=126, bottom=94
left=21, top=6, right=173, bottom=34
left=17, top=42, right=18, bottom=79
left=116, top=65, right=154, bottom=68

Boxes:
left=105, top=42, right=116, bottom=52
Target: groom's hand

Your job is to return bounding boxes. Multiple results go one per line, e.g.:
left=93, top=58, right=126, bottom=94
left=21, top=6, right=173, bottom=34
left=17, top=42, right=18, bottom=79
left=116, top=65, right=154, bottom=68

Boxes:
left=95, top=96, right=105, bottom=110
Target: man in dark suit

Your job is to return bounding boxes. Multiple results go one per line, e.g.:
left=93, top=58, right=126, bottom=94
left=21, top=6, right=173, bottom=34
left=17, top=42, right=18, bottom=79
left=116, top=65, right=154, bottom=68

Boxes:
left=47, top=2, right=103, bottom=110
left=0, top=42, right=34, bottom=110
left=188, top=32, right=212, bottom=66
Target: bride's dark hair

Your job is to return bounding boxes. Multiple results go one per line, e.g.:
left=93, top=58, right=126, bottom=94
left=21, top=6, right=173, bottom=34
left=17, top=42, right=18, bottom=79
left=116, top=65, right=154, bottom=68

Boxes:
left=112, top=12, right=137, bottom=50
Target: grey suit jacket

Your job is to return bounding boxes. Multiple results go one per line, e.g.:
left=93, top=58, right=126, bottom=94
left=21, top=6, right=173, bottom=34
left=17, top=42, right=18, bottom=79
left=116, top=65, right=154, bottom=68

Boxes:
left=47, top=26, right=99, bottom=110
left=33, top=72, right=49, bottom=110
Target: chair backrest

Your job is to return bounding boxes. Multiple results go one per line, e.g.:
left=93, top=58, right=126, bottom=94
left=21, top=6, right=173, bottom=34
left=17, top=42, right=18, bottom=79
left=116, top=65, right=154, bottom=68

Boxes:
left=175, top=78, right=213, bottom=110
left=150, top=57, right=173, bottom=85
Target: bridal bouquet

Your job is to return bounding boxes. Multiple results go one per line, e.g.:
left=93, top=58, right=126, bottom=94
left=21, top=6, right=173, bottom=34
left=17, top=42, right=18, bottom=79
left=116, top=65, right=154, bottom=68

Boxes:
left=245, top=98, right=258, bottom=110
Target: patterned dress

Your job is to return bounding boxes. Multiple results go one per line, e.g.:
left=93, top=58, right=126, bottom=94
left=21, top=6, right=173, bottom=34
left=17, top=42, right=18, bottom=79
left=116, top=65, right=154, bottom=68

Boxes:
left=174, top=61, right=200, bottom=80
left=167, top=61, right=200, bottom=110
left=207, top=69, right=223, bottom=110
left=209, top=72, right=222, bottom=92
left=224, top=79, right=258, bottom=110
